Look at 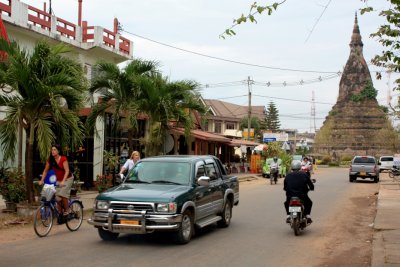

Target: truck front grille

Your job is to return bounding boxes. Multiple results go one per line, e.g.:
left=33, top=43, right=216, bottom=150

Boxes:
left=110, top=202, right=154, bottom=212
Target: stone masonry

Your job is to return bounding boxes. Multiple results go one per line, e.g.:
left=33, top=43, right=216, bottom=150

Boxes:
left=314, top=14, right=399, bottom=159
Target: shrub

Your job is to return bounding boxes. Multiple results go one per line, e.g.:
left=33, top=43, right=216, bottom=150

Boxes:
left=0, top=168, right=27, bottom=203
left=95, top=174, right=113, bottom=193
left=321, top=155, right=332, bottom=165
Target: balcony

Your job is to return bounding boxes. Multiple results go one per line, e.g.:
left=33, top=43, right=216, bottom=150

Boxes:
left=0, top=0, right=133, bottom=60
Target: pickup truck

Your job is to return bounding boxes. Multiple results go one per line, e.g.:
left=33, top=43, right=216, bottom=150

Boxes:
left=88, top=155, right=239, bottom=244
left=349, top=156, right=379, bottom=183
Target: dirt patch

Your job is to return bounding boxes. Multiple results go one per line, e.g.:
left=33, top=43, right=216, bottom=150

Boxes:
left=315, top=184, right=378, bottom=267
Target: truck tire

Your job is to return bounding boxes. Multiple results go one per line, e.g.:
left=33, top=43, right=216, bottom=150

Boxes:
left=98, top=228, right=119, bottom=241
left=349, top=176, right=355, bottom=182
left=218, top=199, right=232, bottom=228
left=175, top=210, right=194, bottom=244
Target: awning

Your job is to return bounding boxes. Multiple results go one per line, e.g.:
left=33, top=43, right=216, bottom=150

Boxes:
left=171, top=128, right=230, bottom=142
left=227, top=139, right=260, bottom=147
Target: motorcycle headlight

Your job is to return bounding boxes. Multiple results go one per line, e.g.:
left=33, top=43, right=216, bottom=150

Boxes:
left=156, top=202, right=177, bottom=213
left=96, top=200, right=110, bottom=210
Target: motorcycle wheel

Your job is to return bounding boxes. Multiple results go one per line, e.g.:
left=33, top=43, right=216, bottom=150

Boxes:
left=292, top=217, right=300, bottom=236
left=389, top=172, right=394, bottom=178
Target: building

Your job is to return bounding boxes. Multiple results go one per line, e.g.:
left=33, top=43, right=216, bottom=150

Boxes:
left=203, top=99, right=265, bottom=137
left=0, top=0, right=134, bottom=186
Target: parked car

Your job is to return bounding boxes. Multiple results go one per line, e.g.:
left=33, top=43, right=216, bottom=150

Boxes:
left=88, top=155, right=239, bottom=244
left=349, top=156, right=379, bottom=183
left=378, top=156, right=394, bottom=173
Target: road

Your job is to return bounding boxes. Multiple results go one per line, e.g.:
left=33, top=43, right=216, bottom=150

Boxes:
left=0, top=167, right=377, bottom=267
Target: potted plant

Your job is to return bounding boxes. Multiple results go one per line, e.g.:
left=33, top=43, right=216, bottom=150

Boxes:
left=0, top=167, right=27, bottom=211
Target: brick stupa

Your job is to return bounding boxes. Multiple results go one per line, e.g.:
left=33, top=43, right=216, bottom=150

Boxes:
left=314, top=14, right=399, bottom=158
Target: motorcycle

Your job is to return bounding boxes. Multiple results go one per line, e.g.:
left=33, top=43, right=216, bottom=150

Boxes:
left=287, top=196, right=311, bottom=236
left=389, top=167, right=400, bottom=178
left=270, top=166, right=278, bottom=184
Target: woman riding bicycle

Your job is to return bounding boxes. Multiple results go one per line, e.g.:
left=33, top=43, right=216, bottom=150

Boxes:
left=39, top=144, right=73, bottom=217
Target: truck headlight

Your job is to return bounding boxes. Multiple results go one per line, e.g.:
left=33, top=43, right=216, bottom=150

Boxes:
left=157, top=202, right=177, bottom=213
left=96, top=200, right=110, bottom=210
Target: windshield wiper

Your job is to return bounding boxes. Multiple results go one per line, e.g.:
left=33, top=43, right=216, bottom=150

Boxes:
left=151, top=180, right=182, bottom=185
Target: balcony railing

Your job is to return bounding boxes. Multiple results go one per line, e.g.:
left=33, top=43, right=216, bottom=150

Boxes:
left=0, top=0, right=132, bottom=56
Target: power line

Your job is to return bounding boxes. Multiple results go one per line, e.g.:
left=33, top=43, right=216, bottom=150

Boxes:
left=122, top=29, right=339, bottom=74
left=253, top=94, right=334, bottom=105
left=305, top=0, right=332, bottom=43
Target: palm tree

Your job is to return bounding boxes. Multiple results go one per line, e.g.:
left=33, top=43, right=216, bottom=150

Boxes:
left=137, top=73, right=206, bottom=156
left=0, top=39, right=86, bottom=202
left=86, top=59, right=159, bottom=139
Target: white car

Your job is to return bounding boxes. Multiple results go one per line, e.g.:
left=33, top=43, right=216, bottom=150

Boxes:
left=379, top=156, right=394, bottom=173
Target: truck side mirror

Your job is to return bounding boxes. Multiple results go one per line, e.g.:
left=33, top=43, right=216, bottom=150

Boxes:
left=197, top=176, right=210, bottom=187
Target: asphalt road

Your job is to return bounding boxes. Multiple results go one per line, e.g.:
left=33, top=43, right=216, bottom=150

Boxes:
left=0, top=167, right=372, bottom=267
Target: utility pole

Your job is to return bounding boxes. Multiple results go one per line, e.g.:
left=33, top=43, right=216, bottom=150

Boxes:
left=310, top=91, right=316, bottom=133
left=247, top=76, right=253, bottom=140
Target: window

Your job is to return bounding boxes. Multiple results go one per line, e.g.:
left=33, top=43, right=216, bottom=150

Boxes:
left=215, top=121, right=222, bottom=133
left=226, top=122, right=235, bottom=130
left=196, top=165, right=206, bottom=179
left=204, top=121, right=209, bottom=132
left=205, top=163, right=218, bottom=180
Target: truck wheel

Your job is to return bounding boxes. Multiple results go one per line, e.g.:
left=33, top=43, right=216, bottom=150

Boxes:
left=98, top=228, right=119, bottom=241
left=218, top=199, right=232, bottom=228
left=374, top=177, right=379, bottom=183
left=349, top=176, right=355, bottom=182
left=175, top=210, right=193, bottom=244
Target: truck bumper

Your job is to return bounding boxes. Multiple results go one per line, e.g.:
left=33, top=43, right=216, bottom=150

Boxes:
left=88, top=209, right=183, bottom=234
left=349, top=171, right=378, bottom=177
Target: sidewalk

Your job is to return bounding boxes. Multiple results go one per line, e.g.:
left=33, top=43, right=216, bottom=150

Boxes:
left=371, top=174, right=400, bottom=267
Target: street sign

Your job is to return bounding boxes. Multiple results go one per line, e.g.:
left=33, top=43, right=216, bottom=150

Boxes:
left=263, top=137, right=276, bottom=142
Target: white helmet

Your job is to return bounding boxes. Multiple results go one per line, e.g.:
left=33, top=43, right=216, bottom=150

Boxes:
left=291, top=161, right=301, bottom=171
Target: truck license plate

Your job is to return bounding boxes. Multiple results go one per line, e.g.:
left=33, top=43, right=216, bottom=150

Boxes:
left=120, top=220, right=139, bottom=225
left=360, top=172, right=366, bottom=176
left=289, top=206, right=301, bottom=212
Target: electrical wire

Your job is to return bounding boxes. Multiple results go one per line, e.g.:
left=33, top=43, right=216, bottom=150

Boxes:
left=122, top=29, right=339, bottom=74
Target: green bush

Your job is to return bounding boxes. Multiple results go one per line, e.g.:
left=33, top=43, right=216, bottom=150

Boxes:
left=0, top=167, right=27, bottom=203
left=328, top=162, right=340, bottom=167
left=321, top=155, right=332, bottom=165
left=340, top=155, right=353, bottom=162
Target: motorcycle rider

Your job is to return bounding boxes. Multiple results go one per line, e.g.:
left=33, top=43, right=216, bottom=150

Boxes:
left=301, top=156, right=312, bottom=178
left=270, top=157, right=280, bottom=184
left=284, top=161, right=314, bottom=224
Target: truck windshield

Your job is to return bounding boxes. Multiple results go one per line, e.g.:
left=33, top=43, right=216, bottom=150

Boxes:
left=125, top=161, right=191, bottom=185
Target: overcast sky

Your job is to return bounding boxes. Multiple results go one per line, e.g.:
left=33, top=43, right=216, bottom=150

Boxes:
left=24, top=0, right=399, bottom=132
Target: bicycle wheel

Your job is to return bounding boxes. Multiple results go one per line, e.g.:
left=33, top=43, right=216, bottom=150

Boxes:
left=66, top=201, right=83, bottom=231
left=33, top=204, right=53, bottom=237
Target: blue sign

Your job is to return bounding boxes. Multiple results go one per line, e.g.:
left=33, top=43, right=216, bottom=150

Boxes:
left=263, top=137, right=276, bottom=142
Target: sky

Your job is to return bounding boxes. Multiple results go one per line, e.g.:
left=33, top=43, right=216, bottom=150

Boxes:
left=23, top=0, right=399, bottom=133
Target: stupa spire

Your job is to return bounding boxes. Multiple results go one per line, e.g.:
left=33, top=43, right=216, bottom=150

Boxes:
left=350, top=12, right=363, bottom=53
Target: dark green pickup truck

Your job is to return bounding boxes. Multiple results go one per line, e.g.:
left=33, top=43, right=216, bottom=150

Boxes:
left=88, top=155, right=239, bottom=244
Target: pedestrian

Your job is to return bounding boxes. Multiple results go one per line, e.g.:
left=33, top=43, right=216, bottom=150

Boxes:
left=39, top=144, right=74, bottom=217
left=119, top=151, right=140, bottom=175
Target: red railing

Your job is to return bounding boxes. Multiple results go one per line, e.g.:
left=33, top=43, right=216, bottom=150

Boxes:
left=82, top=23, right=94, bottom=42
left=103, top=28, right=115, bottom=48
left=119, top=36, right=130, bottom=55
left=1, top=1, right=132, bottom=55
left=0, top=0, right=11, bottom=16
left=56, top=17, right=76, bottom=40
left=28, top=5, right=51, bottom=30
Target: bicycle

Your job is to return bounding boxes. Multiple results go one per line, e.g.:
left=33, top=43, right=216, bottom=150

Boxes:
left=33, top=186, right=84, bottom=237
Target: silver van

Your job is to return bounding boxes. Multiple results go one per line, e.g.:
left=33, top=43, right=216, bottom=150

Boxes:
left=379, top=156, right=394, bottom=172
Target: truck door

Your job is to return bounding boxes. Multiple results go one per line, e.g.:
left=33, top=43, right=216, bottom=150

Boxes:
left=204, top=161, right=224, bottom=213
left=194, top=163, right=214, bottom=219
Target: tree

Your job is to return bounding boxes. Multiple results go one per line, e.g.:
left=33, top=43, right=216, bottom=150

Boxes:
left=239, top=116, right=261, bottom=139
left=87, top=60, right=206, bottom=157
left=220, top=1, right=287, bottom=38
left=86, top=59, right=159, bottom=151
left=0, top=40, right=86, bottom=202
left=265, top=101, right=281, bottom=131
left=137, top=73, right=206, bottom=156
